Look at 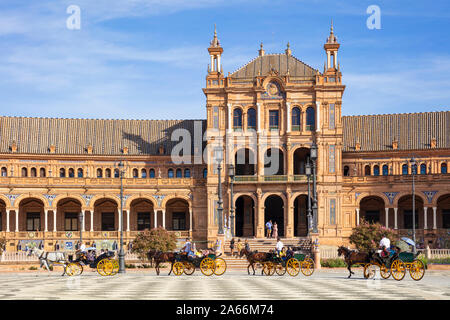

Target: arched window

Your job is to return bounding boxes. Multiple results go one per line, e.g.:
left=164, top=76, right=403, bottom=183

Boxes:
left=21, top=167, right=28, bottom=177
left=59, top=168, right=65, bottom=178
left=247, top=108, right=256, bottom=130
left=292, top=107, right=301, bottom=131
left=149, top=169, right=155, bottom=178
left=420, top=163, right=427, bottom=175
left=176, top=168, right=182, bottom=178
left=402, top=164, right=408, bottom=175
left=343, top=166, right=350, bottom=176
left=77, top=168, right=83, bottom=178
left=441, top=163, right=448, bottom=174
left=132, top=169, right=138, bottom=178
left=68, top=168, right=75, bottom=178
left=364, top=165, right=371, bottom=176
left=233, top=108, right=242, bottom=130
left=168, top=169, right=174, bottom=178
left=382, top=165, right=389, bottom=176
left=40, top=168, right=46, bottom=177
left=114, top=169, right=119, bottom=178
left=30, top=167, right=37, bottom=177
left=1, top=167, right=7, bottom=177
left=97, top=168, right=103, bottom=178
left=184, top=169, right=191, bottom=178
left=203, top=168, right=207, bottom=178
left=141, top=169, right=147, bottom=178
left=306, top=107, right=315, bottom=131
left=373, top=165, right=380, bottom=176
left=105, top=168, right=111, bottom=178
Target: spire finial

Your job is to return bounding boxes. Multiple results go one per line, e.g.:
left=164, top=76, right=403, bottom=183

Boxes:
left=326, top=19, right=338, bottom=44
left=210, top=24, right=220, bottom=47
left=331, top=19, right=334, bottom=33
left=259, top=42, right=265, bottom=56
left=285, top=42, right=291, bottom=55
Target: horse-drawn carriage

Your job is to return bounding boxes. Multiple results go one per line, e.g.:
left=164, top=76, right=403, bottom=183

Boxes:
left=262, top=251, right=315, bottom=277
left=65, top=248, right=119, bottom=276
left=172, top=252, right=227, bottom=276
left=362, top=238, right=425, bottom=281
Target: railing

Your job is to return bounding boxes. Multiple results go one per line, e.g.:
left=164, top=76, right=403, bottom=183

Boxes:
left=320, top=247, right=450, bottom=260
left=320, top=247, right=342, bottom=260
left=234, top=175, right=258, bottom=182
left=0, top=251, right=141, bottom=262
left=233, top=175, right=307, bottom=183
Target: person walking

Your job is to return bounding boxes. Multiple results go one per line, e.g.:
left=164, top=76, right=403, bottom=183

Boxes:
left=272, top=222, right=278, bottom=239
left=265, top=220, right=273, bottom=238
left=230, top=238, right=235, bottom=257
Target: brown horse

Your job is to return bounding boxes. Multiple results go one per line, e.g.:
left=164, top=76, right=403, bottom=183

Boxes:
left=146, top=249, right=158, bottom=267
left=239, top=248, right=274, bottom=275
left=337, top=246, right=371, bottom=278
left=152, top=251, right=176, bottom=275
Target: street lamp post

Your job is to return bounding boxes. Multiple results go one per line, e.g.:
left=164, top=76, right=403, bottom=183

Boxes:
left=310, top=143, right=318, bottom=233
left=215, top=147, right=224, bottom=235
left=410, top=158, right=417, bottom=254
left=115, top=160, right=126, bottom=273
left=228, top=164, right=235, bottom=237
left=305, top=160, right=313, bottom=235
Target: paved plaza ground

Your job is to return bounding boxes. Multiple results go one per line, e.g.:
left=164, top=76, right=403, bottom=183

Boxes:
left=0, top=269, right=448, bottom=300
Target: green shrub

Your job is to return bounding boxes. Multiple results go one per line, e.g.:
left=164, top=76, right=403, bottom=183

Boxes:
left=321, top=258, right=347, bottom=268
left=131, top=227, right=177, bottom=261
left=142, top=264, right=151, bottom=268
left=349, top=219, right=396, bottom=252
left=29, top=266, right=38, bottom=270
left=125, top=263, right=136, bottom=269
left=429, top=257, right=450, bottom=265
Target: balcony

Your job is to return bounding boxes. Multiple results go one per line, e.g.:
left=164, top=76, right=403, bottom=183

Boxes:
left=233, top=175, right=307, bottom=184
left=343, top=174, right=449, bottom=185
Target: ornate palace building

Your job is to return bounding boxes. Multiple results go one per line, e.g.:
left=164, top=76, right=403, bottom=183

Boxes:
left=1, top=26, right=449, bottom=252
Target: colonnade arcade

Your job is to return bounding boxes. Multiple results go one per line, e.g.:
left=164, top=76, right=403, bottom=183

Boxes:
left=0, top=194, right=193, bottom=233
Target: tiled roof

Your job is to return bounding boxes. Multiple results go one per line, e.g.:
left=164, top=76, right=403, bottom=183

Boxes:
left=0, top=117, right=206, bottom=156
left=230, top=54, right=318, bottom=79
left=342, top=111, right=450, bottom=152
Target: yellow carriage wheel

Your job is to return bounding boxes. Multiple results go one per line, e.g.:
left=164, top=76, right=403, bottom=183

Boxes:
left=300, top=257, right=315, bottom=276
left=409, top=260, right=425, bottom=281
left=363, top=264, right=371, bottom=279
left=286, top=258, right=300, bottom=277
left=263, top=262, right=275, bottom=276
left=97, top=259, right=113, bottom=276
left=200, top=257, right=215, bottom=276
left=65, top=262, right=82, bottom=276
left=275, top=263, right=286, bottom=276
left=363, top=263, right=376, bottom=279
left=172, top=262, right=184, bottom=276
left=390, top=259, right=406, bottom=281
left=213, top=258, right=227, bottom=276
left=110, top=259, right=119, bottom=276
left=380, top=264, right=391, bottom=279
left=183, top=262, right=195, bottom=275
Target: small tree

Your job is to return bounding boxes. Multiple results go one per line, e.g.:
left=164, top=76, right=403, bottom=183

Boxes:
left=349, top=219, right=396, bottom=252
left=0, top=238, right=6, bottom=255
left=131, top=227, right=177, bottom=261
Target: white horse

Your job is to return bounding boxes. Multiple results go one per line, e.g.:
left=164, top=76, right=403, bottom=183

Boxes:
left=27, top=247, right=68, bottom=275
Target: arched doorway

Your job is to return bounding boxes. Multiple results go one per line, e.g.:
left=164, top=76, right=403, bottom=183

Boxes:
left=437, top=194, right=450, bottom=230
left=397, top=195, right=424, bottom=229
left=94, top=198, right=118, bottom=231
left=359, top=196, right=385, bottom=224
left=235, top=148, right=256, bottom=176
left=293, top=195, right=311, bottom=237
left=56, top=198, right=82, bottom=231
left=130, top=198, right=154, bottom=231
left=165, top=198, right=190, bottom=231
left=18, top=198, right=45, bottom=231
left=264, top=195, right=284, bottom=237
left=293, top=148, right=310, bottom=175
left=264, top=148, right=284, bottom=176
left=235, top=195, right=255, bottom=237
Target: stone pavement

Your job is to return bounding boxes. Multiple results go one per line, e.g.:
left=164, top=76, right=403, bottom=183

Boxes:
left=0, top=269, right=448, bottom=300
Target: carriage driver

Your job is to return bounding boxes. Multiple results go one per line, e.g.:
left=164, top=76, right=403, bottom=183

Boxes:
left=379, top=236, right=391, bottom=259
left=275, top=237, right=284, bottom=257
left=182, top=238, right=195, bottom=259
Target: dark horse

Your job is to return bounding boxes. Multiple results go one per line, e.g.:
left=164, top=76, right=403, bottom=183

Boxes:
left=146, top=249, right=158, bottom=267
left=150, top=251, right=176, bottom=275
left=337, top=246, right=371, bottom=278
left=239, top=248, right=274, bottom=275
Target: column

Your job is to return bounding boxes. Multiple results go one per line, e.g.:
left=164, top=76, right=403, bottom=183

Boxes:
left=356, top=208, right=360, bottom=226
left=90, top=211, right=94, bottom=232
left=44, top=209, right=48, bottom=232
left=154, top=210, right=158, bottom=228
left=394, top=207, right=398, bottom=230
left=256, top=192, right=264, bottom=238
left=385, top=208, right=389, bottom=228
left=315, top=101, right=321, bottom=132
left=256, top=103, right=262, bottom=133
left=53, top=210, right=56, bottom=232
left=227, top=103, right=232, bottom=133
left=210, top=55, right=214, bottom=72
left=286, top=192, right=293, bottom=238
left=15, top=210, right=19, bottom=232
left=117, top=209, right=122, bottom=232
left=432, top=207, right=437, bottom=230
left=189, top=208, right=193, bottom=234
left=81, top=211, right=86, bottom=232
left=162, top=210, right=166, bottom=229
left=217, top=55, right=221, bottom=72
left=423, top=207, right=428, bottom=230
left=286, top=102, right=291, bottom=133
left=126, top=210, right=130, bottom=232
left=6, top=209, right=10, bottom=232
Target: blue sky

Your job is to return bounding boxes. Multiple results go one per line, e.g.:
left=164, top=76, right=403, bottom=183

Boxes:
left=0, top=0, right=449, bottom=120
